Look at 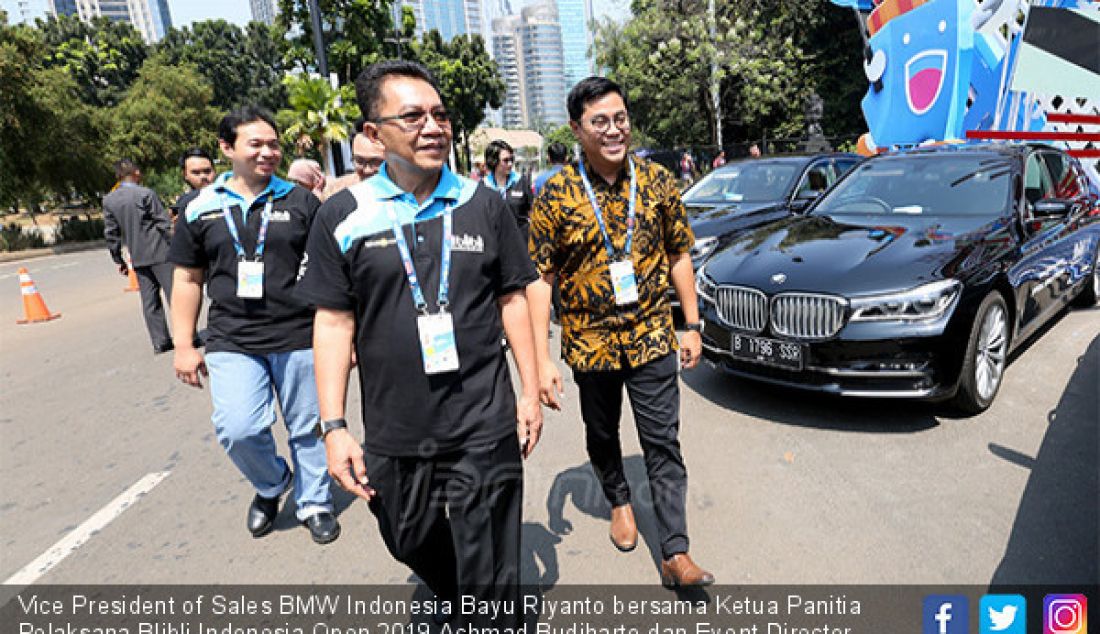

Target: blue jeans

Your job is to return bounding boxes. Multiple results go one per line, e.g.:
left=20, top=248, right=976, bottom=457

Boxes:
left=206, top=349, right=332, bottom=520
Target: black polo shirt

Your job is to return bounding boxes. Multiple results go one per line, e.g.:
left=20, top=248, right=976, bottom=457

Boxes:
left=169, top=173, right=320, bottom=354
left=296, top=166, right=536, bottom=457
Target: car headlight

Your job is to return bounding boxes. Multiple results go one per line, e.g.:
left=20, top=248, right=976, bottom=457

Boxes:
left=690, top=236, right=719, bottom=262
left=695, top=264, right=718, bottom=303
left=849, top=279, right=961, bottom=322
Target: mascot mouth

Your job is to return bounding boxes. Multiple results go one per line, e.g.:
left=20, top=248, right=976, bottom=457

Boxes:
left=905, top=49, right=947, bottom=114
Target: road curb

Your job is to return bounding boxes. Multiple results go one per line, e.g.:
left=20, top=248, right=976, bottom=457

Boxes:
left=0, top=240, right=106, bottom=264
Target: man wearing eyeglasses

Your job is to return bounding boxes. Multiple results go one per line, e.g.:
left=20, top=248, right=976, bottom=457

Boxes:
left=528, top=76, right=713, bottom=587
left=297, top=60, right=541, bottom=622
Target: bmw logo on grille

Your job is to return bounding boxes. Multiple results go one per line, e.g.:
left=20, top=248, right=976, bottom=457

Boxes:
left=771, top=273, right=787, bottom=284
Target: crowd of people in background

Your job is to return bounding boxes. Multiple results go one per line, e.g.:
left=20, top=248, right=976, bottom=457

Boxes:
left=102, top=60, right=716, bottom=626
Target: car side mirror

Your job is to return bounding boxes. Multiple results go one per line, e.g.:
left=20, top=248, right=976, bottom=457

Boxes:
left=1033, top=200, right=1070, bottom=217
left=790, top=191, right=819, bottom=213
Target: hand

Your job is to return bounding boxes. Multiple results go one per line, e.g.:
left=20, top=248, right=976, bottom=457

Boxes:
left=516, top=394, right=543, bottom=459
left=118, top=263, right=129, bottom=276
left=324, top=429, right=375, bottom=501
left=538, top=359, right=564, bottom=411
left=680, top=330, right=702, bottom=370
left=174, top=346, right=207, bottom=388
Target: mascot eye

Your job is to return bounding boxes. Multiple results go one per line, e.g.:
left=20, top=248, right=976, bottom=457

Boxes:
left=865, top=48, right=887, bottom=83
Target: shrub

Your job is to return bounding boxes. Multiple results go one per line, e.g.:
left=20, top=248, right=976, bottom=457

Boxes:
left=57, top=215, right=105, bottom=243
left=0, top=223, right=47, bottom=252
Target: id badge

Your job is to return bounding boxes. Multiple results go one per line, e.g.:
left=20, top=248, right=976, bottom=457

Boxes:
left=416, top=312, right=460, bottom=375
left=609, top=259, right=639, bottom=305
left=237, top=259, right=264, bottom=299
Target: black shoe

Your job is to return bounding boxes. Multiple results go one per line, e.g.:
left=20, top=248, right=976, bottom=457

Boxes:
left=302, top=512, right=340, bottom=544
left=247, top=494, right=281, bottom=538
left=153, top=342, right=174, bottom=354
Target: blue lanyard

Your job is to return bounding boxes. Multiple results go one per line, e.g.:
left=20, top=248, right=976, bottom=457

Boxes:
left=221, top=194, right=273, bottom=260
left=385, top=202, right=453, bottom=314
left=577, top=157, right=637, bottom=259
left=487, top=173, right=509, bottom=199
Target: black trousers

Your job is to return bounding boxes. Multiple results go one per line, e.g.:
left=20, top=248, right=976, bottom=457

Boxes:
left=136, top=262, right=174, bottom=349
left=574, top=352, right=690, bottom=558
left=365, top=434, right=522, bottom=624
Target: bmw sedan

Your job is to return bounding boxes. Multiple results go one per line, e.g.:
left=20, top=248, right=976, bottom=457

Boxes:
left=696, top=144, right=1100, bottom=413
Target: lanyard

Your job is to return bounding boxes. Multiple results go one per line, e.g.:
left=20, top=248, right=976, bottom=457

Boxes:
left=222, top=194, right=273, bottom=260
left=487, top=173, right=509, bottom=199
left=577, top=157, right=637, bottom=259
left=385, top=202, right=453, bottom=314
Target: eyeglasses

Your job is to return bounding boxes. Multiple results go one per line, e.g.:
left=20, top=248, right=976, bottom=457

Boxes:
left=500, top=156, right=514, bottom=163
left=587, top=112, right=631, bottom=134
left=374, top=107, right=452, bottom=131
left=353, top=156, right=383, bottom=170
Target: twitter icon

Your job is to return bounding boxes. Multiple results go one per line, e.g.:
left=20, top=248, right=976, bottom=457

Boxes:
left=981, top=595, right=1026, bottom=634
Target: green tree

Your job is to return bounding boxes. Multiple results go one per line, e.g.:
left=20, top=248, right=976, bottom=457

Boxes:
left=413, top=31, right=505, bottom=172
left=275, top=0, right=412, bottom=85
left=38, top=14, right=148, bottom=107
left=108, top=59, right=221, bottom=177
left=155, top=20, right=287, bottom=111
left=543, top=124, right=576, bottom=151
left=277, top=74, right=360, bottom=176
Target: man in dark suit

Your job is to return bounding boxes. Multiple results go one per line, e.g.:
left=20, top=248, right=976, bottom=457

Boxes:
left=103, top=159, right=176, bottom=353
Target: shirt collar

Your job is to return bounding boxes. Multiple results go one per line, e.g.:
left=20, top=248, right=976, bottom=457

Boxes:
left=213, top=172, right=294, bottom=210
left=580, top=153, right=632, bottom=191
left=367, top=163, right=462, bottom=211
left=485, top=170, right=520, bottom=191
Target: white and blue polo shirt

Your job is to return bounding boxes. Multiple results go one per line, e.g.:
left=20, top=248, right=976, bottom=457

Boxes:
left=296, top=165, right=536, bottom=457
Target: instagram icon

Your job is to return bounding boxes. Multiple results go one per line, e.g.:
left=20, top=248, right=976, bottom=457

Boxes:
left=1045, top=595, right=1088, bottom=634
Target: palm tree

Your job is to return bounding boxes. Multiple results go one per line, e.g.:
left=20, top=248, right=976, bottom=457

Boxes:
left=277, top=74, right=360, bottom=176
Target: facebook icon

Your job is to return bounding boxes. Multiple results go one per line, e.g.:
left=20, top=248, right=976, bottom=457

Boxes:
left=924, top=595, right=970, bottom=634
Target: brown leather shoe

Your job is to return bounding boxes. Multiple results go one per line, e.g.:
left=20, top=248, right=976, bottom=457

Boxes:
left=660, top=553, right=715, bottom=587
left=609, top=504, right=638, bottom=552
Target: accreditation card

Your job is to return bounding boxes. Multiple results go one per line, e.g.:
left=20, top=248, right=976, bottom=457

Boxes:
left=237, top=259, right=264, bottom=299
left=609, top=259, right=639, bottom=305
left=417, top=312, right=460, bottom=374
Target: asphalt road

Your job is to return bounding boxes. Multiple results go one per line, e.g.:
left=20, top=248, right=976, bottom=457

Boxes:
left=1, top=249, right=1096, bottom=587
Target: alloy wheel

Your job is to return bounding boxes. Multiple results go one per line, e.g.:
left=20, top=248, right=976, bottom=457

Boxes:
left=975, top=303, right=1007, bottom=402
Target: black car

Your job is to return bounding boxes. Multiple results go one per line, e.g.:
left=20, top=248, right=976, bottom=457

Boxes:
left=696, top=144, right=1100, bottom=413
left=682, top=153, right=863, bottom=268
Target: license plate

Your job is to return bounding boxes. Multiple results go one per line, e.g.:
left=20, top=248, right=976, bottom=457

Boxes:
left=730, top=334, right=805, bottom=371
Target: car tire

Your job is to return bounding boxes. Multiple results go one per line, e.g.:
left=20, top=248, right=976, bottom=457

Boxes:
left=952, top=291, right=1010, bottom=415
left=1071, top=245, right=1099, bottom=308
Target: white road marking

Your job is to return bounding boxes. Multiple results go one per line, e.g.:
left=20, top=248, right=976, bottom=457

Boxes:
left=3, top=471, right=171, bottom=586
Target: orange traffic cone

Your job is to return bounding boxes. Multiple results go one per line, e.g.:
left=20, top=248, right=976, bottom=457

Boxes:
left=124, top=256, right=140, bottom=292
left=16, top=267, right=61, bottom=324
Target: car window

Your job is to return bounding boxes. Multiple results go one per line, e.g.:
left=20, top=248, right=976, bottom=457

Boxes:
left=682, top=163, right=799, bottom=204
left=814, top=155, right=1012, bottom=217
left=1040, top=151, right=1081, bottom=200
left=836, top=159, right=860, bottom=176
left=1024, top=152, right=1054, bottom=205
left=794, top=162, right=832, bottom=198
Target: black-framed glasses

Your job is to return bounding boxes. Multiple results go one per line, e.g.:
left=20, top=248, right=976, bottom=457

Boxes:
left=587, top=112, right=631, bottom=134
left=352, top=156, right=383, bottom=169
left=374, top=107, right=452, bottom=131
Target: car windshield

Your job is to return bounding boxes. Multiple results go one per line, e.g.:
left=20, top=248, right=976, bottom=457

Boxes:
left=683, top=162, right=800, bottom=204
left=813, top=154, right=1012, bottom=217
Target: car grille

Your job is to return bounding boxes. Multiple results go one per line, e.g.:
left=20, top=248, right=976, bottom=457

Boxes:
left=770, top=293, right=848, bottom=340
left=715, top=286, right=767, bottom=333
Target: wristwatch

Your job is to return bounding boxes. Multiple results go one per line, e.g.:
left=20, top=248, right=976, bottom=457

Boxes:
left=684, top=321, right=704, bottom=333
left=314, top=418, right=348, bottom=439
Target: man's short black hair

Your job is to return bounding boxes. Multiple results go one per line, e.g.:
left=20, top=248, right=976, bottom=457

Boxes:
left=484, top=139, right=514, bottom=170
left=546, top=142, right=568, bottom=164
left=114, top=159, right=139, bottom=181
left=567, top=76, right=628, bottom=122
left=218, top=106, right=278, bottom=146
left=179, top=147, right=213, bottom=170
left=355, top=60, right=442, bottom=121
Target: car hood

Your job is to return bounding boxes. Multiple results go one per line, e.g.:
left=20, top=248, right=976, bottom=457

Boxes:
left=687, top=201, right=790, bottom=239
left=704, top=213, right=1014, bottom=296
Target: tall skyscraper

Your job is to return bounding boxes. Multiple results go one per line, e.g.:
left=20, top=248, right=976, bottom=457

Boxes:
left=555, top=0, right=593, bottom=89
left=250, top=0, right=277, bottom=25
left=1, top=0, right=51, bottom=23
left=402, top=0, right=482, bottom=41
left=48, top=0, right=170, bottom=42
left=491, top=1, right=567, bottom=128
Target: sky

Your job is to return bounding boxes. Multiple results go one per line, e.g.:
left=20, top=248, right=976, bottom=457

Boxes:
left=168, top=0, right=629, bottom=29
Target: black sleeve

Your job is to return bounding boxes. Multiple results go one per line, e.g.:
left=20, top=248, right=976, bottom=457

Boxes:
left=168, top=212, right=207, bottom=269
left=296, top=196, right=357, bottom=311
left=490, top=192, right=537, bottom=296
